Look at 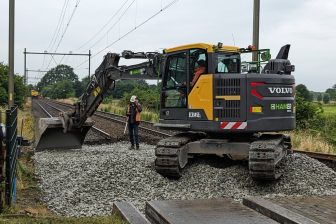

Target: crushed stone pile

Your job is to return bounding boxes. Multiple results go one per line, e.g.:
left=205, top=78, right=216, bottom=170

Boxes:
left=34, top=142, right=336, bottom=216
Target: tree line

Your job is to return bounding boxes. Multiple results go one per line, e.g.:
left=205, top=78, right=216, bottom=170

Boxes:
left=295, top=83, right=336, bottom=145
left=34, top=64, right=160, bottom=110
left=296, top=84, right=336, bottom=104
left=0, top=63, right=27, bottom=108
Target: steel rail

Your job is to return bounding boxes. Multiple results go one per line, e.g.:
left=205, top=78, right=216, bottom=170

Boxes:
left=47, top=99, right=156, bottom=126
left=36, top=101, right=53, bottom=118
left=93, top=112, right=170, bottom=137
left=42, top=99, right=168, bottom=137
left=37, top=100, right=112, bottom=139
left=294, top=150, right=336, bottom=162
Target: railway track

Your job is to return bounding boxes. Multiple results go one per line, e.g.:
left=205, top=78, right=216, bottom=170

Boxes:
left=293, top=149, right=336, bottom=161
left=36, top=99, right=336, bottom=163
left=36, top=99, right=112, bottom=139
left=42, top=98, right=172, bottom=138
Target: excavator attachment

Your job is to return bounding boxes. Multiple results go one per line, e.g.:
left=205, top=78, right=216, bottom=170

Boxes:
left=35, top=117, right=93, bottom=151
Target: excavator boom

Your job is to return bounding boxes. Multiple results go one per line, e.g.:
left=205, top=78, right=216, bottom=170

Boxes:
left=35, top=51, right=162, bottom=150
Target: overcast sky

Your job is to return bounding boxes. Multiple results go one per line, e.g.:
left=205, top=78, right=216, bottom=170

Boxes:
left=0, top=0, right=335, bottom=91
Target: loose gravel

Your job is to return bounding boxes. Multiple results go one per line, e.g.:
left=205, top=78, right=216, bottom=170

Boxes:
left=33, top=142, right=336, bottom=217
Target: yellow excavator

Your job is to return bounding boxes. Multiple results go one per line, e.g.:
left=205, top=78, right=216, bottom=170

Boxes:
left=35, top=42, right=295, bottom=180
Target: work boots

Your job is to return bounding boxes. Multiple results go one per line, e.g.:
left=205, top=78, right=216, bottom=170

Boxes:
left=129, top=145, right=139, bottom=150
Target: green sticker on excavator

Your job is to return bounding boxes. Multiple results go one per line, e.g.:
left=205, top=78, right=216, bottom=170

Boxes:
left=270, top=103, right=292, bottom=112
left=130, top=69, right=141, bottom=75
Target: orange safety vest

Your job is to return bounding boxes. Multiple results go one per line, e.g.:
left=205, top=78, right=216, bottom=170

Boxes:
left=127, top=104, right=141, bottom=122
left=191, top=66, right=206, bottom=86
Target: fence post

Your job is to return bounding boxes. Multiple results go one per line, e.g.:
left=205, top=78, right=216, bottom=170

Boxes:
left=5, top=106, right=19, bottom=207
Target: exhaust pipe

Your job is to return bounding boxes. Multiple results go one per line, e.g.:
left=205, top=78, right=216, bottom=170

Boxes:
left=35, top=117, right=93, bottom=151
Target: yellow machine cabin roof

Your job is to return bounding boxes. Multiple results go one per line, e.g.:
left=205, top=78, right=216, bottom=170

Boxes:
left=164, top=43, right=240, bottom=53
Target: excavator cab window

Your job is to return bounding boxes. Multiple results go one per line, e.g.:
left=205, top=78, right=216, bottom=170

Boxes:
left=215, top=53, right=240, bottom=73
left=162, top=52, right=187, bottom=108
left=189, top=49, right=207, bottom=89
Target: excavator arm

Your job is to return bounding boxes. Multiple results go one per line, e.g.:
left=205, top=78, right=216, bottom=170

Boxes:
left=36, top=51, right=162, bottom=150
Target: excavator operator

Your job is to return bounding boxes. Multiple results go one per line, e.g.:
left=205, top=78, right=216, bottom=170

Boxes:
left=190, top=59, right=206, bottom=87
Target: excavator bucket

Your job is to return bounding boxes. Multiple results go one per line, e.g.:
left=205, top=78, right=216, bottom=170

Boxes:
left=35, top=117, right=93, bottom=151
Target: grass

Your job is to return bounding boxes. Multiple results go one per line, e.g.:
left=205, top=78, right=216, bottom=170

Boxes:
left=322, top=104, right=336, bottom=116
left=1, top=99, right=35, bottom=141
left=99, top=100, right=159, bottom=122
left=57, top=98, right=160, bottom=122
left=18, top=98, right=35, bottom=141
left=290, top=131, right=336, bottom=154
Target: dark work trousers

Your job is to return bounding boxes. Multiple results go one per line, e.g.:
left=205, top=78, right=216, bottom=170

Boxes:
left=129, top=123, right=139, bottom=147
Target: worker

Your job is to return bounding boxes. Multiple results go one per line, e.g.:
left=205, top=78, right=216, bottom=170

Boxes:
left=126, top=95, right=142, bottom=150
left=190, top=59, right=206, bottom=87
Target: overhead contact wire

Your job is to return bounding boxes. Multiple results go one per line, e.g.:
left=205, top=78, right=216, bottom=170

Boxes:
left=46, top=0, right=81, bottom=70
left=79, top=0, right=136, bottom=53
left=75, top=0, right=179, bottom=69
left=74, top=0, right=130, bottom=52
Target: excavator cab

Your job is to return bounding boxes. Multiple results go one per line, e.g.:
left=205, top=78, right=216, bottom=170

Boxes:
left=157, top=43, right=295, bottom=134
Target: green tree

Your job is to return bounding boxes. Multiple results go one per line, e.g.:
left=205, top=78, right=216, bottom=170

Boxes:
left=120, top=87, right=160, bottom=111
left=14, top=75, right=28, bottom=107
left=0, top=87, right=7, bottom=106
left=0, top=63, right=28, bottom=108
left=41, top=80, right=75, bottom=99
left=326, top=88, right=336, bottom=101
left=37, top=65, right=79, bottom=99
left=295, top=96, right=323, bottom=129
left=317, top=93, right=322, bottom=102
left=37, top=64, right=78, bottom=90
left=41, top=85, right=53, bottom=98
left=74, top=80, right=83, bottom=97
left=53, top=80, right=75, bottom=99
left=110, top=80, right=149, bottom=98
left=79, top=76, right=92, bottom=96
left=296, top=84, right=312, bottom=102
left=323, top=93, right=330, bottom=104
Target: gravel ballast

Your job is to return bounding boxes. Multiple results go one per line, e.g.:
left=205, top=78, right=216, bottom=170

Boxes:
left=34, top=142, right=336, bottom=216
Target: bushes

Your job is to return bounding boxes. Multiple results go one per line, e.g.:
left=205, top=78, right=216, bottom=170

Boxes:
left=0, top=63, right=28, bottom=108
left=41, top=80, right=75, bottom=99
left=296, top=95, right=336, bottom=145
left=310, top=115, right=336, bottom=145
left=120, top=87, right=160, bottom=111
left=295, top=96, right=323, bottom=129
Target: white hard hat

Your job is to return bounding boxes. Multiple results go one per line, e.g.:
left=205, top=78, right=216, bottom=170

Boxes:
left=130, top=95, right=137, bottom=102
